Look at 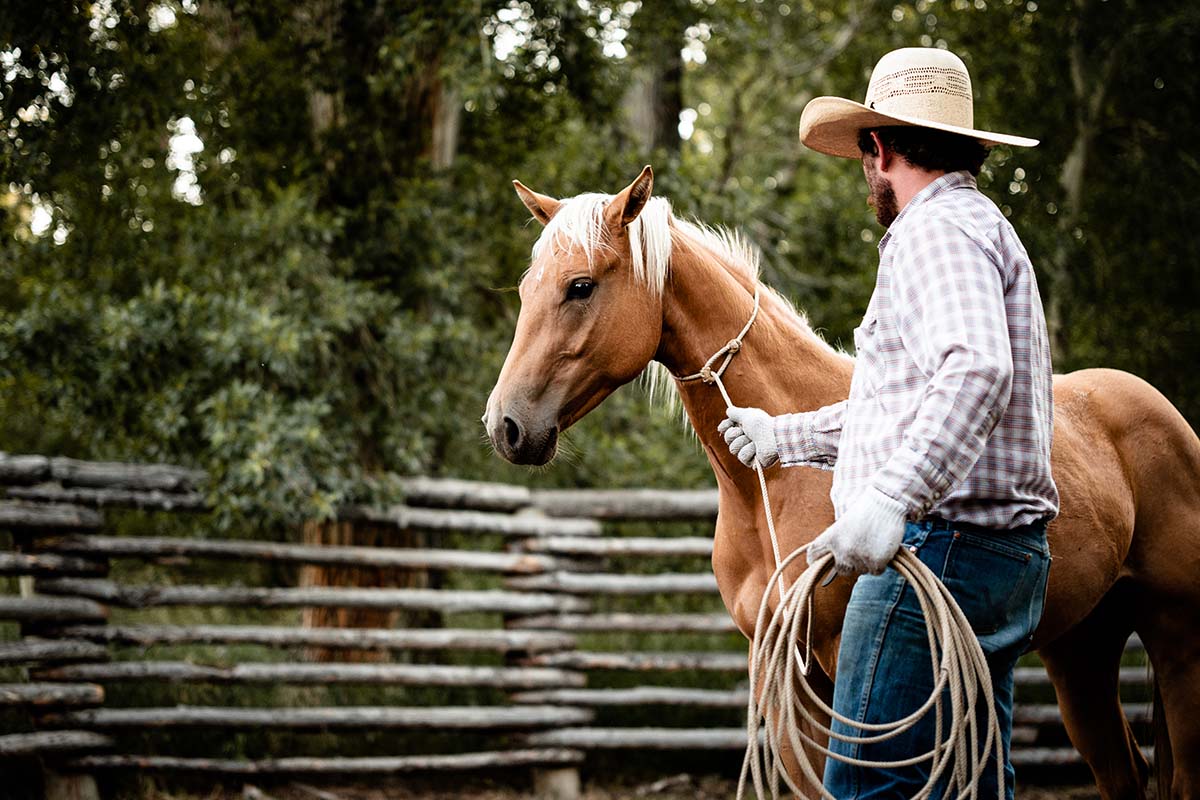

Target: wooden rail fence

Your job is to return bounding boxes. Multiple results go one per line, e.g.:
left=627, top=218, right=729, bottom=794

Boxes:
left=0, top=453, right=1150, bottom=797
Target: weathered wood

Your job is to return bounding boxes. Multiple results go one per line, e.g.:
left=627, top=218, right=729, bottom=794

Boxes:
left=530, top=488, right=719, bottom=520
left=0, top=730, right=113, bottom=757
left=7, top=485, right=208, bottom=512
left=1009, top=745, right=1152, bottom=767
left=512, top=686, right=747, bottom=708
left=35, top=579, right=590, bottom=614
left=525, top=727, right=746, bottom=750
left=41, top=535, right=567, bottom=574
left=506, top=572, right=719, bottom=595
left=47, top=457, right=206, bottom=492
left=1013, top=665, right=1149, bottom=688
left=36, top=660, right=584, bottom=689
left=1013, top=702, right=1151, bottom=726
left=66, top=748, right=585, bottom=774
left=0, top=683, right=104, bottom=707
left=510, top=612, right=738, bottom=633
left=0, top=639, right=108, bottom=665
left=53, top=624, right=574, bottom=653
left=398, top=477, right=533, bottom=513
left=0, top=552, right=105, bottom=577
left=527, top=650, right=746, bottom=672
left=0, top=453, right=52, bottom=484
left=0, top=502, right=102, bottom=531
left=522, top=536, right=714, bottom=557
left=533, top=766, right=581, bottom=800
left=43, top=770, right=101, bottom=800
left=340, top=505, right=601, bottom=538
left=47, top=705, right=593, bottom=730
left=0, top=595, right=107, bottom=623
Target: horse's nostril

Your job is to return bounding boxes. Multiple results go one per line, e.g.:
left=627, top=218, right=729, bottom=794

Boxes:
left=504, top=416, right=521, bottom=449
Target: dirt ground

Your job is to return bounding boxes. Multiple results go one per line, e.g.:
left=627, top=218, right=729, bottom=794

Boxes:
left=149, top=775, right=1108, bottom=800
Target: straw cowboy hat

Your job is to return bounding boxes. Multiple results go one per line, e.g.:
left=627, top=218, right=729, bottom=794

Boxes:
left=799, top=47, right=1038, bottom=158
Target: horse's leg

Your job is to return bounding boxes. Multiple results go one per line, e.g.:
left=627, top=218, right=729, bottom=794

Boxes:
left=1133, top=593, right=1200, bottom=799
left=1039, top=583, right=1149, bottom=800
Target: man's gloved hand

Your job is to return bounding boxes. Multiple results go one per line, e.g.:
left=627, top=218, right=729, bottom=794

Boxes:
left=807, top=487, right=908, bottom=576
left=718, top=406, right=779, bottom=468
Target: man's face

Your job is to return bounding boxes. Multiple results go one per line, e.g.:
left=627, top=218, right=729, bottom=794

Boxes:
left=862, top=152, right=899, bottom=228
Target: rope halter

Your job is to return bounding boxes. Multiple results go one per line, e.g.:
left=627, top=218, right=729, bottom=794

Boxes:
left=674, top=285, right=761, bottom=392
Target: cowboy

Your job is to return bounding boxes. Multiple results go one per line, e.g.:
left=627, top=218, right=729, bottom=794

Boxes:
left=719, top=47, right=1059, bottom=798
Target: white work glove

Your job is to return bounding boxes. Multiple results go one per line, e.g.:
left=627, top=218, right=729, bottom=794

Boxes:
left=807, top=487, right=908, bottom=576
left=718, top=406, right=779, bottom=468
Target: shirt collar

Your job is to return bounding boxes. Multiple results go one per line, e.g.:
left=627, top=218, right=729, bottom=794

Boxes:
left=878, top=170, right=977, bottom=253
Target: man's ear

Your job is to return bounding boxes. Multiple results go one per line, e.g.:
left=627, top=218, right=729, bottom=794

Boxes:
left=870, top=131, right=893, bottom=172
left=512, top=180, right=561, bottom=225
left=605, top=165, right=654, bottom=228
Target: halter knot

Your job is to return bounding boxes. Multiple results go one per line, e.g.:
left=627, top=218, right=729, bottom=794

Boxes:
left=726, top=339, right=742, bottom=353
left=699, top=365, right=715, bottom=384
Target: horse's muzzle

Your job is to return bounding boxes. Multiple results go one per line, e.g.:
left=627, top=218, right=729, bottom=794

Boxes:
left=486, top=408, right=558, bottom=466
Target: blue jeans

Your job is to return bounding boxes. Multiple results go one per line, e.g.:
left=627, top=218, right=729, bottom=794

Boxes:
left=823, top=517, right=1051, bottom=799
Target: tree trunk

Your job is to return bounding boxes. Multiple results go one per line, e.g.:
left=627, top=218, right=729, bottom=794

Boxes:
left=298, top=520, right=430, bottom=662
left=622, top=59, right=683, bottom=157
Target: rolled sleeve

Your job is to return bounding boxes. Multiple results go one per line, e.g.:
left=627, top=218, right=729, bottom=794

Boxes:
left=871, top=220, right=1014, bottom=514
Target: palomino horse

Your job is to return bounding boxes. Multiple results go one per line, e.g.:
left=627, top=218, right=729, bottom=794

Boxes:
left=484, top=166, right=1200, bottom=798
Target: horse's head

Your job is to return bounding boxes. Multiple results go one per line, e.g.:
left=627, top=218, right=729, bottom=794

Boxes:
left=484, top=166, right=667, bottom=465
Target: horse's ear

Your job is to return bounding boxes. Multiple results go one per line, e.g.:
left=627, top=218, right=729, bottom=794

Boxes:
left=606, top=165, right=654, bottom=228
left=512, top=180, right=561, bottom=226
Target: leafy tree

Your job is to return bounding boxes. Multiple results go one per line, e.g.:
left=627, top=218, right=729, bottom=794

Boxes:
left=1, top=0, right=1197, bottom=522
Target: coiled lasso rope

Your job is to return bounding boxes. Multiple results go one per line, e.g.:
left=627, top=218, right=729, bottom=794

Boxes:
left=676, top=288, right=1004, bottom=799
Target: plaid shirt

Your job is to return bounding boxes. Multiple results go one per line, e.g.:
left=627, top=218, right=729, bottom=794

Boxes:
left=777, top=171, right=1059, bottom=528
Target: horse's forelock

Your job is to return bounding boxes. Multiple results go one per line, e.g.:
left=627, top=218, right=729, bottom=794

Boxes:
left=529, top=193, right=673, bottom=296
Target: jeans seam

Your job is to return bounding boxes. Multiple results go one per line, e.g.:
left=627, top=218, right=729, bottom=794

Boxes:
left=846, top=571, right=908, bottom=797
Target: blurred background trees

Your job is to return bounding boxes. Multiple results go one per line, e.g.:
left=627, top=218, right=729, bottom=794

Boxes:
left=1, top=0, right=1197, bottom=519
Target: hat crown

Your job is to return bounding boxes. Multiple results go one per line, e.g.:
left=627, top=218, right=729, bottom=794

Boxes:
left=864, top=47, right=974, bottom=130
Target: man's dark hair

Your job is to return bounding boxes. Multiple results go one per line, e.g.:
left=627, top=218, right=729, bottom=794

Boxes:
left=857, top=126, right=990, bottom=176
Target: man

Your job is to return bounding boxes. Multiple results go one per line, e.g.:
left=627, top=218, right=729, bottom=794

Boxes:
left=718, top=47, right=1059, bottom=798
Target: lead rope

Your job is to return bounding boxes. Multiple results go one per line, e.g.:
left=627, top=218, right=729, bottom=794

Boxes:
left=675, top=287, right=1004, bottom=800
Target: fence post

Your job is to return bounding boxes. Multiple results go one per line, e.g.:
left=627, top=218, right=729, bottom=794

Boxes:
left=43, top=770, right=101, bottom=800
left=506, top=506, right=582, bottom=800
left=533, top=765, right=583, bottom=800
left=16, top=509, right=110, bottom=799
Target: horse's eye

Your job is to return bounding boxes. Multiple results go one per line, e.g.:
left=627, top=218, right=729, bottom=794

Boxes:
left=566, top=278, right=595, bottom=301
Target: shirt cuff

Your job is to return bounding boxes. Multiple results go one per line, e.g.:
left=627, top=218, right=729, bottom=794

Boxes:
left=774, top=412, right=835, bottom=470
left=871, top=444, right=955, bottom=518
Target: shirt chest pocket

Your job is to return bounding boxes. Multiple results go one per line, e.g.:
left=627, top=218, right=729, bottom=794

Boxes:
left=850, top=315, right=882, bottom=398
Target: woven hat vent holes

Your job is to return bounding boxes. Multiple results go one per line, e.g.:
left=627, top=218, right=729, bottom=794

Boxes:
left=872, top=67, right=973, bottom=102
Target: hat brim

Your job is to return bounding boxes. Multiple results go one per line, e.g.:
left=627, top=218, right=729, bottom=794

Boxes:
left=799, top=96, right=1039, bottom=159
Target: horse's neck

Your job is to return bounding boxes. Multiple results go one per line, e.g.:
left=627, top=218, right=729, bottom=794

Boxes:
left=655, top=239, right=854, bottom=493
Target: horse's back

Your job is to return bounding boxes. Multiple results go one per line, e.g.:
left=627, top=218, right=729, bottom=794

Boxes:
left=1037, top=367, right=1200, bottom=643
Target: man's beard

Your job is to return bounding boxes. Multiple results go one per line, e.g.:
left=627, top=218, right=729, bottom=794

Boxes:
left=865, top=162, right=899, bottom=227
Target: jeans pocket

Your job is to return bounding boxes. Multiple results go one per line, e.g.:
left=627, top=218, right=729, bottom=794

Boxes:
left=940, top=530, right=1049, bottom=655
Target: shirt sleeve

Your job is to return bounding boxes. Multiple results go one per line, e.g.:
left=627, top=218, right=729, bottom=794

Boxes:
left=774, top=400, right=847, bottom=470
left=871, top=219, right=1014, bottom=515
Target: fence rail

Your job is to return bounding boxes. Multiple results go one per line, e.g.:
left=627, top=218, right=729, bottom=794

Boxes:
left=0, top=452, right=1151, bottom=797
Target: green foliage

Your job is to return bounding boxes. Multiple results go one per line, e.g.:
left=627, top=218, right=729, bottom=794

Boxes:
left=2, top=0, right=1199, bottom=520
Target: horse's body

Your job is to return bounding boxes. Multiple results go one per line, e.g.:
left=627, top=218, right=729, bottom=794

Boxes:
left=486, top=168, right=1200, bottom=798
